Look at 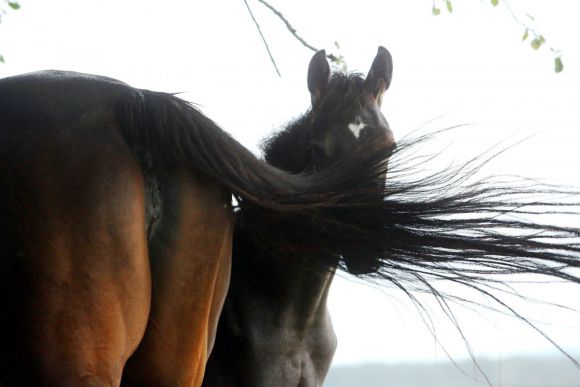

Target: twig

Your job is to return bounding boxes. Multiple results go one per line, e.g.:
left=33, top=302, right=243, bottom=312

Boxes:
left=432, top=0, right=563, bottom=72
left=242, top=0, right=281, bottom=77
left=500, top=0, right=563, bottom=72
left=255, top=0, right=317, bottom=52
left=254, top=0, right=341, bottom=63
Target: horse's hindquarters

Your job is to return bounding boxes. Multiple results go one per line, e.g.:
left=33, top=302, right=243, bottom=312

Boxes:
left=122, top=171, right=233, bottom=387
left=0, top=116, right=152, bottom=386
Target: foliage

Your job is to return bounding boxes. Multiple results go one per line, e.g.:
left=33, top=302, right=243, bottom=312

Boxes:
left=432, top=0, right=563, bottom=73
left=0, top=1, right=563, bottom=73
left=249, top=0, right=564, bottom=75
left=0, top=0, right=21, bottom=63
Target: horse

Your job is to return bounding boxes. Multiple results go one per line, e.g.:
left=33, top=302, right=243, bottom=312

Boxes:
left=203, top=50, right=580, bottom=385
left=202, top=47, right=395, bottom=386
left=2, top=48, right=580, bottom=387
left=0, top=57, right=394, bottom=385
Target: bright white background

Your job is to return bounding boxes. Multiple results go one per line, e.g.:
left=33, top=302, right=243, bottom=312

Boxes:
left=1, top=0, right=580, bottom=370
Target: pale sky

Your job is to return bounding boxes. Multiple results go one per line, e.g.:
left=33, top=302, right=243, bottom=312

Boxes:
left=1, top=0, right=580, bottom=371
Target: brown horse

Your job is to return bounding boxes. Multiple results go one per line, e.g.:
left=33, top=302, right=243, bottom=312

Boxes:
left=0, top=62, right=393, bottom=385
left=203, top=47, right=394, bottom=386
left=2, top=48, right=580, bottom=387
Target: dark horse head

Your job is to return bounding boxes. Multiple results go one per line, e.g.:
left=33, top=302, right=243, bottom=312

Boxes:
left=263, top=47, right=396, bottom=274
left=265, top=46, right=395, bottom=173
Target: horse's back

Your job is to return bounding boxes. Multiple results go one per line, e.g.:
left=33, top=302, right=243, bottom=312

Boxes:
left=0, top=71, right=135, bottom=163
left=0, top=71, right=152, bottom=385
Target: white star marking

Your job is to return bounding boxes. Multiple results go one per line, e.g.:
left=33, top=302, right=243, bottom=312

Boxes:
left=348, top=117, right=367, bottom=139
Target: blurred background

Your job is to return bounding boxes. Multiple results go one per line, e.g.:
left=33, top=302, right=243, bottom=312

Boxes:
left=1, top=1, right=579, bottom=385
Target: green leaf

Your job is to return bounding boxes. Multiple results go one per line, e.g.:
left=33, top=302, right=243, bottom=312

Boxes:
left=522, top=29, right=529, bottom=41
left=554, top=57, right=564, bottom=73
left=0, top=55, right=5, bottom=63
left=445, top=0, right=453, bottom=13
left=491, top=0, right=499, bottom=6
left=8, top=1, right=20, bottom=10
left=531, top=37, right=543, bottom=50
left=432, top=6, right=441, bottom=16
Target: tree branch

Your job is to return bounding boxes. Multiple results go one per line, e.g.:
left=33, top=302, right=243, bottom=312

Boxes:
left=242, top=0, right=281, bottom=77
left=255, top=0, right=317, bottom=52
left=432, top=0, right=563, bottom=73
left=254, top=0, right=343, bottom=65
left=496, top=0, right=563, bottom=73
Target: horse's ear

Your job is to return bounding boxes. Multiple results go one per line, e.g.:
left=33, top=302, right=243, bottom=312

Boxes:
left=364, top=46, right=393, bottom=106
left=307, top=49, right=330, bottom=107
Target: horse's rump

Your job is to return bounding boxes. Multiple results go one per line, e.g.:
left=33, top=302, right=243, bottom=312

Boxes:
left=0, top=75, right=151, bottom=384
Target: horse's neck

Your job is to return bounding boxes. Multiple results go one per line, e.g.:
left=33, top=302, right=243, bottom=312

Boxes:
left=280, top=265, right=336, bottom=328
left=250, top=114, right=337, bottom=326
left=234, top=252, right=336, bottom=330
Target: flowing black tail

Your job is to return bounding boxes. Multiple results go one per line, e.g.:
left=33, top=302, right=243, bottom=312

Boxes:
left=116, top=89, right=580, bottom=285
left=347, top=132, right=580, bottom=284
left=115, top=88, right=391, bottom=266
left=346, top=131, right=580, bottom=368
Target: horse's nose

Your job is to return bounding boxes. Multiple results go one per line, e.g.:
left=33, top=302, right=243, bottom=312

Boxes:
left=384, top=128, right=396, bottom=150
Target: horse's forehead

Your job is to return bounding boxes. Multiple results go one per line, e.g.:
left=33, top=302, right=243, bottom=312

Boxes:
left=347, top=116, right=367, bottom=139
left=317, top=74, right=391, bottom=135
left=325, top=75, right=364, bottom=99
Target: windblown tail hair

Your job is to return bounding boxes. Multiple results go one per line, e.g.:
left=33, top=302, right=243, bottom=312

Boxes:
left=115, top=88, right=391, bottom=265
left=117, top=88, right=580, bottom=287
left=348, top=131, right=580, bottom=285
left=257, top=124, right=580, bottom=367
left=345, top=130, right=580, bottom=368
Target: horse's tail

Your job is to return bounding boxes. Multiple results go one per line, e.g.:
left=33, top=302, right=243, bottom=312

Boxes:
left=116, top=88, right=580, bottom=285
left=340, top=132, right=580, bottom=284
left=115, top=88, right=390, bottom=264
left=326, top=133, right=580, bottom=366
